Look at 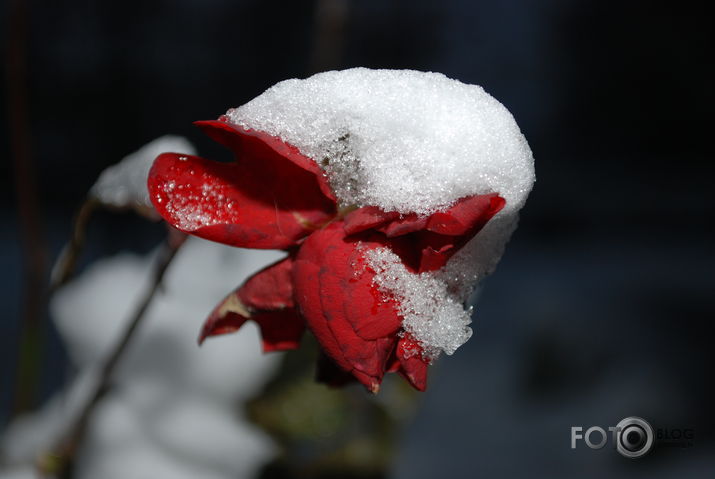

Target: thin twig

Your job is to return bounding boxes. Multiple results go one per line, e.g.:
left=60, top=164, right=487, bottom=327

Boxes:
left=40, top=237, right=184, bottom=478
left=49, top=198, right=99, bottom=293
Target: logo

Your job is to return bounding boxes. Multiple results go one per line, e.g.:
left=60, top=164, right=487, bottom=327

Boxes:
left=571, top=416, right=693, bottom=458
left=613, top=417, right=654, bottom=458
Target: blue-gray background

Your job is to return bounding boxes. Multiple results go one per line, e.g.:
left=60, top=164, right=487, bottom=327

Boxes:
left=1, top=0, right=712, bottom=477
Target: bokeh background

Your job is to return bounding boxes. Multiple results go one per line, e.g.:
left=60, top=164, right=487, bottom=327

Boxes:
left=1, top=0, right=713, bottom=477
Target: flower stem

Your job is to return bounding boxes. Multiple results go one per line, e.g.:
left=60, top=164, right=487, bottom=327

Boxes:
left=41, top=237, right=184, bottom=478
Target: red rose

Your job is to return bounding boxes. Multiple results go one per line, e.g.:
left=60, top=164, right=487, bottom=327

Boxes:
left=148, top=118, right=504, bottom=392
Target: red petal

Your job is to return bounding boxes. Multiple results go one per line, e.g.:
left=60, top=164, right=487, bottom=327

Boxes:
left=254, top=309, right=305, bottom=352
left=196, top=120, right=337, bottom=202
left=378, top=215, right=428, bottom=237
left=148, top=122, right=336, bottom=249
left=423, top=194, right=505, bottom=236
left=293, top=223, right=402, bottom=392
left=343, top=206, right=399, bottom=235
left=418, top=243, right=456, bottom=273
left=238, top=253, right=295, bottom=310
left=291, top=257, right=348, bottom=366
left=199, top=290, right=251, bottom=344
left=199, top=308, right=248, bottom=342
left=348, top=194, right=506, bottom=273
left=199, top=256, right=304, bottom=352
left=395, top=335, right=429, bottom=391
left=415, top=194, right=505, bottom=272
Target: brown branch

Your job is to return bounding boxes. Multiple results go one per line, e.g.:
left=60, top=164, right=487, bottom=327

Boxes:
left=40, top=237, right=184, bottom=478
left=5, top=0, right=49, bottom=414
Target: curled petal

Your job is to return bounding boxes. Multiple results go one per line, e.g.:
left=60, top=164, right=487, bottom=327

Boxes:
left=148, top=121, right=336, bottom=249
left=200, top=256, right=304, bottom=352
left=201, top=303, right=304, bottom=352
left=197, top=120, right=336, bottom=202
left=344, top=194, right=505, bottom=272
left=199, top=301, right=248, bottom=341
left=412, top=194, right=505, bottom=272
left=422, top=194, right=505, bottom=236
left=293, top=223, right=402, bottom=392
left=199, top=290, right=251, bottom=343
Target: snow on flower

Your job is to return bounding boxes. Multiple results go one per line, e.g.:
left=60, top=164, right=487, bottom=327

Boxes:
left=147, top=68, right=535, bottom=392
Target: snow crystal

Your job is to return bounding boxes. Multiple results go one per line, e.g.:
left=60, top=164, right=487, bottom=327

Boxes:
left=365, top=247, right=473, bottom=360
left=228, top=68, right=534, bottom=357
left=227, top=68, right=534, bottom=217
left=91, top=135, right=196, bottom=208
left=161, top=169, right=242, bottom=231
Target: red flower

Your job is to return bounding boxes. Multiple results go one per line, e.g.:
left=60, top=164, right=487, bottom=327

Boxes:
left=148, top=118, right=505, bottom=392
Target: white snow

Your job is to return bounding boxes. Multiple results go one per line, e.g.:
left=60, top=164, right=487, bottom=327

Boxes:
left=365, top=248, right=472, bottom=360
left=90, top=135, right=196, bottom=209
left=227, top=68, right=534, bottom=217
left=0, top=239, right=283, bottom=478
left=228, top=68, right=534, bottom=358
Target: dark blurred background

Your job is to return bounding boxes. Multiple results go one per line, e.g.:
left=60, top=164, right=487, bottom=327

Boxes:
left=2, top=0, right=713, bottom=477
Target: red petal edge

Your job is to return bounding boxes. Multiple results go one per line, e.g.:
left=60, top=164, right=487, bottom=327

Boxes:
left=148, top=122, right=336, bottom=249
left=199, top=256, right=305, bottom=352
left=343, top=194, right=505, bottom=272
left=196, top=120, right=336, bottom=202
left=395, top=335, right=429, bottom=391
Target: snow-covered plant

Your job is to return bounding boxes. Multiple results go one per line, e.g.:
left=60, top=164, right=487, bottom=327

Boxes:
left=147, top=68, right=535, bottom=393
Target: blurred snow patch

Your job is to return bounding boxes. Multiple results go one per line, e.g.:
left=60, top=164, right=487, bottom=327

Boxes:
left=1, top=238, right=283, bottom=478
left=90, top=135, right=196, bottom=209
